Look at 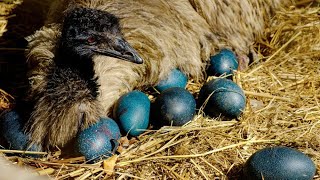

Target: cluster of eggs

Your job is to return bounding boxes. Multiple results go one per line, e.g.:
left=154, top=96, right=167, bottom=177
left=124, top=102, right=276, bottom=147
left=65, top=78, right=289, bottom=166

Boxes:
left=0, top=49, right=316, bottom=179
left=75, top=49, right=246, bottom=161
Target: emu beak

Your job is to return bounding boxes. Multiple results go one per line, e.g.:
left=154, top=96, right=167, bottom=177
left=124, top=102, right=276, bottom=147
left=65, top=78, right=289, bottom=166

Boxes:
left=93, top=38, right=143, bottom=64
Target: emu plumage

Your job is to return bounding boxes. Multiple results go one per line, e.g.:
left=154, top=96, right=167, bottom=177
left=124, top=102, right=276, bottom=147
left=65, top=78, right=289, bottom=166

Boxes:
left=26, top=0, right=291, bottom=148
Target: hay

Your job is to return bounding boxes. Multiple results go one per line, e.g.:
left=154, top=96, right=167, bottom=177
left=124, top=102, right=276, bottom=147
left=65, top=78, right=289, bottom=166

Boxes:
left=0, top=88, right=14, bottom=111
left=0, top=0, right=21, bottom=111
left=0, top=0, right=21, bottom=36
left=0, top=1, right=320, bottom=179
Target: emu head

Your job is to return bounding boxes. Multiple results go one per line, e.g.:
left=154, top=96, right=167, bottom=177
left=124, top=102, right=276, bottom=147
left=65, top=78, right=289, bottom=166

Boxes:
left=58, top=7, right=143, bottom=64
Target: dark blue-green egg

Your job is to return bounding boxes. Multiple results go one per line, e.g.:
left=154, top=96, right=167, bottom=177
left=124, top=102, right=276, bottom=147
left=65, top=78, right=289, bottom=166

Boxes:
left=114, top=90, right=150, bottom=136
left=0, top=110, right=41, bottom=152
left=99, top=117, right=121, bottom=140
left=198, top=78, right=246, bottom=118
left=153, top=87, right=196, bottom=126
left=243, top=146, right=316, bottom=180
left=208, top=49, right=238, bottom=76
left=76, top=118, right=120, bottom=162
left=155, top=69, right=188, bottom=92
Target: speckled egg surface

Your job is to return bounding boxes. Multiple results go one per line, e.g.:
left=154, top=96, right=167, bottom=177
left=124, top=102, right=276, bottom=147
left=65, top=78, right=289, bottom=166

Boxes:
left=76, top=118, right=120, bottom=162
left=153, top=87, right=196, bottom=126
left=114, top=90, right=150, bottom=136
left=243, top=146, right=316, bottom=180
left=99, top=117, right=121, bottom=140
left=0, top=110, right=41, bottom=152
left=207, top=49, right=238, bottom=77
left=198, top=78, right=246, bottom=118
left=155, top=69, right=188, bottom=92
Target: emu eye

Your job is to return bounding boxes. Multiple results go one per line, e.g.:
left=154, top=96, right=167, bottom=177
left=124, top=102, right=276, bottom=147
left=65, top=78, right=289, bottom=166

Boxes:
left=87, top=36, right=96, bottom=45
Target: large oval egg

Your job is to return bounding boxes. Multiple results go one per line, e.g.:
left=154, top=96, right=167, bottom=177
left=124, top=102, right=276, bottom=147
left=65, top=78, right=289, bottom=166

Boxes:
left=155, top=69, right=188, bottom=92
left=153, top=87, right=196, bottom=126
left=243, top=146, right=316, bottom=180
left=76, top=118, right=120, bottom=162
left=0, top=110, right=42, bottom=152
left=198, top=78, right=246, bottom=118
left=114, top=90, right=150, bottom=136
left=207, top=49, right=238, bottom=77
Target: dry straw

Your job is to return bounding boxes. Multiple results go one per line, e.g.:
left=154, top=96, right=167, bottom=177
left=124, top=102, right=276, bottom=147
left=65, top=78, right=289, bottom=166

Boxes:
left=0, top=1, right=320, bottom=179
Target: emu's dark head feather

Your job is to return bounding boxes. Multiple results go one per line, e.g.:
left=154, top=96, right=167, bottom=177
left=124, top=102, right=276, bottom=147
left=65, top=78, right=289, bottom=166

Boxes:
left=59, top=7, right=143, bottom=64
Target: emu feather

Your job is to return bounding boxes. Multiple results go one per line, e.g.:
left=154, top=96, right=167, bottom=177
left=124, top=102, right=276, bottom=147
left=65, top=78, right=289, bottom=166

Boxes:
left=26, top=0, right=291, bottom=148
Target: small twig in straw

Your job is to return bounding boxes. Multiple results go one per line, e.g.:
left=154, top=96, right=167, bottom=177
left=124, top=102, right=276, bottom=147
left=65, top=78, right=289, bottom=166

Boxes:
left=54, top=164, right=65, bottom=179
left=92, top=171, right=105, bottom=180
left=75, top=169, right=102, bottom=180
left=159, top=122, right=236, bottom=132
left=295, top=0, right=316, bottom=5
left=35, top=168, right=55, bottom=176
left=0, top=149, right=47, bottom=155
left=69, top=168, right=86, bottom=177
left=115, top=172, right=145, bottom=180
left=31, top=160, right=99, bottom=168
left=244, top=90, right=291, bottom=101
left=277, top=78, right=308, bottom=91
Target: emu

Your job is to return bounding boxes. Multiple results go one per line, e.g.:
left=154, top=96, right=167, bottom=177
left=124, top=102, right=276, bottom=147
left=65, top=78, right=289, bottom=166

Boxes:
left=25, top=0, right=292, bottom=148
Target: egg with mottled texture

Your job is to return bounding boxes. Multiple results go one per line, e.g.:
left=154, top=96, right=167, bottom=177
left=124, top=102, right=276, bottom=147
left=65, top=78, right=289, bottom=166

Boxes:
left=243, top=146, right=316, bottom=180
left=0, top=110, right=41, bottom=152
left=153, top=87, right=196, bottom=126
left=76, top=118, right=120, bottom=162
left=155, top=69, right=188, bottom=92
left=207, top=49, right=238, bottom=77
left=198, top=78, right=245, bottom=118
left=99, top=117, right=121, bottom=140
left=114, top=90, right=150, bottom=136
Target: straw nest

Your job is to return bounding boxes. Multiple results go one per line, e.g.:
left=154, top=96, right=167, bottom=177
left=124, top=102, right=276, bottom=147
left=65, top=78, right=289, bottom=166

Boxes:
left=0, top=0, right=320, bottom=179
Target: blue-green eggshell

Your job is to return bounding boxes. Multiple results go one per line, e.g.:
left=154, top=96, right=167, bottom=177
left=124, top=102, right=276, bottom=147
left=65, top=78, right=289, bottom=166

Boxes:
left=243, top=146, right=316, bottom=180
left=198, top=78, right=246, bottom=118
left=0, top=110, right=41, bottom=152
left=77, top=118, right=120, bottom=161
left=155, top=69, right=188, bottom=92
left=114, top=90, right=150, bottom=136
left=99, top=117, right=121, bottom=140
left=208, top=49, right=238, bottom=76
left=153, top=87, right=196, bottom=126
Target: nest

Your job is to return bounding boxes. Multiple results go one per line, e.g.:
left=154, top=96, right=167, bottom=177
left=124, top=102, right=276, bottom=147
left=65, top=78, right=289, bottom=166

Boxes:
left=0, top=1, right=320, bottom=179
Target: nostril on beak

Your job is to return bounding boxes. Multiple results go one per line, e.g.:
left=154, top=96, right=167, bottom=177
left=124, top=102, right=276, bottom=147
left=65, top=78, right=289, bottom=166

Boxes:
left=124, top=51, right=134, bottom=57
left=124, top=51, right=143, bottom=64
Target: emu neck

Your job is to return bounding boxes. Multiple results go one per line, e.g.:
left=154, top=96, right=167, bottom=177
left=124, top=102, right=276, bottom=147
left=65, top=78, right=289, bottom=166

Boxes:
left=56, top=47, right=92, bottom=75
left=55, top=48, right=99, bottom=98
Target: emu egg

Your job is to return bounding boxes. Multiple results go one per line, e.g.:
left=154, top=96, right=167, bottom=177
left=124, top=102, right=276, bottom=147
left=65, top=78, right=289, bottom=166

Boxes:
left=155, top=69, right=188, bottom=92
left=243, top=146, right=316, bottom=180
left=77, top=118, right=120, bottom=161
left=208, top=49, right=238, bottom=76
left=114, top=90, right=150, bottom=136
left=198, top=78, right=246, bottom=118
left=0, top=110, right=41, bottom=152
left=153, top=87, right=196, bottom=126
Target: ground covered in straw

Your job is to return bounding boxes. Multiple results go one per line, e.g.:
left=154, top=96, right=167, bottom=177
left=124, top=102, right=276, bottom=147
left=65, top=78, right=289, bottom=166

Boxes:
left=0, top=0, right=320, bottom=179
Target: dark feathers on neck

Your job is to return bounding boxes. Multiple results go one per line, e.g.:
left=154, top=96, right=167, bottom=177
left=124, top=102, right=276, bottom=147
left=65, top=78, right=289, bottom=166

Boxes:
left=53, top=7, right=122, bottom=97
